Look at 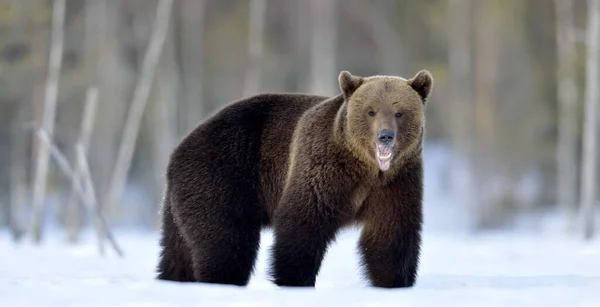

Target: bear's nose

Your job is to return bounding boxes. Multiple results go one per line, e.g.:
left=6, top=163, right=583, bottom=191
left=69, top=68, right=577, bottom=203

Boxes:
left=377, top=129, right=395, bottom=145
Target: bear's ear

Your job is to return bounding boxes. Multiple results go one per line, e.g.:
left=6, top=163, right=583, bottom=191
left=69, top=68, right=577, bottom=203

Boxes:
left=338, top=71, right=363, bottom=99
left=407, top=70, right=433, bottom=104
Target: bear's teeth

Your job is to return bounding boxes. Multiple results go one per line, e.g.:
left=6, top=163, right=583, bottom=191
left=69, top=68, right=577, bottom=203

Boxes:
left=377, top=152, right=392, bottom=160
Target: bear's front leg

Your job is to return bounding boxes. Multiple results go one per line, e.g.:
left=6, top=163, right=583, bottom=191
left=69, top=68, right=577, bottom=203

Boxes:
left=269, top=189, right=343, bottom=287
left=358, top=161, right=424, bottom=288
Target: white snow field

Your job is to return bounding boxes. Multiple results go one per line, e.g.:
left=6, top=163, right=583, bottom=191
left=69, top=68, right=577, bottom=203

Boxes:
left=1, top=145, right=600, bottom=307
left=1, top=229, right=600, bottom=307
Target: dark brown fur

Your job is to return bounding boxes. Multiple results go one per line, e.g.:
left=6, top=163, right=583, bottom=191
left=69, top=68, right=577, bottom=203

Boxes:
left=156, top=70, right=433, bottom=288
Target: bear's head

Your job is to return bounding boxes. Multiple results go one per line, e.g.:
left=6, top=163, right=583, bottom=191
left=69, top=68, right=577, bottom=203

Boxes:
left=338, top=70, right=433, bottom=172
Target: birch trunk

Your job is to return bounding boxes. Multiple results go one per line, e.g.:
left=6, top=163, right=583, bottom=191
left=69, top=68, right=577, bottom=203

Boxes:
left=243, top=0, right=267, bottom=97
left=178, top=0, right=206, bottom=133
left=473, top=0, right=499, bottom=229
left=30, top=0, right=66, bottom=243
left=448, top=0, right=475, bottom=217
left=293, top=0, right=311, bottom=92
left=150, top=16, right=179, bottom=229
left=34, top=129, right=123, bottom=256
left=555, top=0, right=580, bottom=228
left=10, top=107, right=27, bottom=242
left=369, top=0, right=404, bottom=75
left=102, top=0, right=173, bottom=231
left=66, top=88, right=99, bottom=243
left=309, top=0, right=337, bottom=96
left=91, top=0, right=130, bottom=217
left=580, top=0, right=600, bottom=239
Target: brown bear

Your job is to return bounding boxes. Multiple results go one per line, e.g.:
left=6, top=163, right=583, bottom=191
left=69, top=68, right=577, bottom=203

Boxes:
left=156, top=70, right=433, bottom=288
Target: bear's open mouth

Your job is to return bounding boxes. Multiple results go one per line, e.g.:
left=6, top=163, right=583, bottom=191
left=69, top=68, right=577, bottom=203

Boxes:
left=376, top=144, right=393, bottom=171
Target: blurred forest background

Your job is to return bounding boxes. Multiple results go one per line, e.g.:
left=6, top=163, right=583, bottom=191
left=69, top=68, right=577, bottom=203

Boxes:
left=0, top=0, right=598, bottom=251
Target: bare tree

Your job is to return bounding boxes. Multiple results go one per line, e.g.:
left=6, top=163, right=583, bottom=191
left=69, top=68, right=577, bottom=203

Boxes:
left=341, top=0, right=404, bottom=76
left=91, top=0, right=131, bottom=213
left=291, top=0, right=311, bottom=92
left=368, top=0, right=404, bottom=76
left=243, top=0, right=267, bottom=97
left=555, top=0, right=580, bottom=228
left=66, top=87, right=99, bottom=243
left=75, top=143, right=122, bottom=256
left=448, top=0, right=473, bottom=149
left=309, top=0, right=337, bottom=96
left=7, top=0, right=30, bottom=242
left=35, top=129, right=123, bottom=256
left=102, top=0, right=173, bottom=237
left=178, top=0, right=206, bottom=133
left=448, top=0, right=475, bottom=218
left=30, top=0, right=66, bottom=243
left=580, top=0, right=600, bottom=240
left=10, top=107, right=28, bottom=242
left=472, top=0, right=499, bottom=228
left=148, top=14, right=180, bottom=228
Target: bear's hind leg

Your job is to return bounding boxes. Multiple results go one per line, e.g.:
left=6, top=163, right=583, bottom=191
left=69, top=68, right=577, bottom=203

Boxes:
left=156, top=201, right=195, bottom=282
left=190, top=218, right=262, bottom=285
left=177, top=190, right=263, bottom=286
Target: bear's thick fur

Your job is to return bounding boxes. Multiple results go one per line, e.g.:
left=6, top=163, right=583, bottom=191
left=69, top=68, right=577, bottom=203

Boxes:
left=156, top=70, right=433, bottom=288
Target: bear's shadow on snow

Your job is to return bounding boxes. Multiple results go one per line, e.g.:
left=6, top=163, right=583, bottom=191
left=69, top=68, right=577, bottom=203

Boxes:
left=417, top=275, right=600, bottom=289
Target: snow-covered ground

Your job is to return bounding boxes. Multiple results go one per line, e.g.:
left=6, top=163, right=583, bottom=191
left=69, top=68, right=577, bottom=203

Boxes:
left=1, top=228, right=599, bottom=307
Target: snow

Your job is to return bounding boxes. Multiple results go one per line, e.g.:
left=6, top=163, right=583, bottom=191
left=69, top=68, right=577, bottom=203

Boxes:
left=1, top=228, right=600, bottom=307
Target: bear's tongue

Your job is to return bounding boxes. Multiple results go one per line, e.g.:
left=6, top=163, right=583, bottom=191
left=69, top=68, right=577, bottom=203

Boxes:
left=376, top=144, right=393, bottom=171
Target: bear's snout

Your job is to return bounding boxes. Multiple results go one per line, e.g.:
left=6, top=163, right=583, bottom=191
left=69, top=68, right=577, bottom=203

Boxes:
left=377, top=129, right=395, bottom=145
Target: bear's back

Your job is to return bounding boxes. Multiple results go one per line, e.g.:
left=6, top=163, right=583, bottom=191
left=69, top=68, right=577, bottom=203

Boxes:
left=167, top=93, right=330, bottom=222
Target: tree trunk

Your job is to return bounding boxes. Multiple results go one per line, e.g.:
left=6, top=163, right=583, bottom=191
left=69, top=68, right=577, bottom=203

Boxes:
left=448, top=0, right=473, bottom=151
left=368, top=0, right=404, bottom=75
left=292, top=0, right=311, bottom=92
left=90, top=0, right=131, bottom=220
left=580, top=0, right=600, bottom=240
left=555, top=0, right=580, bottom=229
left=10, top=106, right=28, bottom=242
left=473, top=0, right=499, bottom=229
left=30, top=0, right=66, bottom=243
left=340, top=0, right=404, bottom=76
left=309, top=0, right=337, bottom=96
left=66, top=87, right=98, bottom=243
left=178, top=0, right=206, bottom=134
left=35, top=129, right=123, bottom=256
left=243, top=0, right=267, bottom=97
left=102, top=0, right=173, bottom=236
left=448, top=0, right=475, bottom=219
left=149, top=15, right=179, bottom=229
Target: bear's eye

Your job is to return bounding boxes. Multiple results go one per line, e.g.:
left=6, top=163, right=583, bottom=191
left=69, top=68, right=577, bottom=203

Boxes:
left=395, top=112, right=403, bottom=118
left=368, top=111, right=376, bottom=117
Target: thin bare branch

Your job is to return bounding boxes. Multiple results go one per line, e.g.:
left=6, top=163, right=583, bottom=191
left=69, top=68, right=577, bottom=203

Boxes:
left=76, top=143, right=124, bottom=256
left=35, top=129, right=124, bottom=257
